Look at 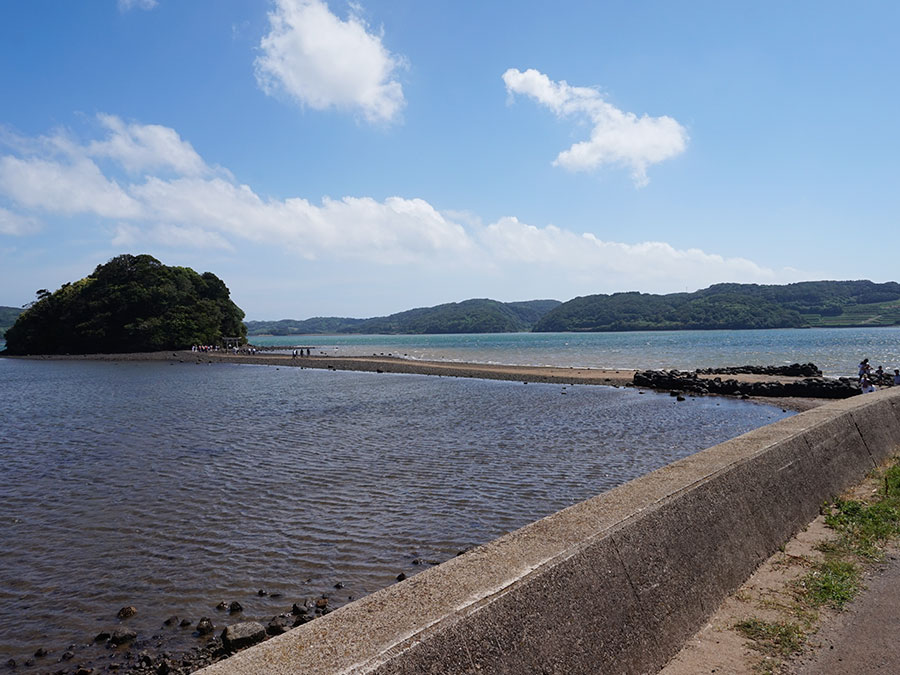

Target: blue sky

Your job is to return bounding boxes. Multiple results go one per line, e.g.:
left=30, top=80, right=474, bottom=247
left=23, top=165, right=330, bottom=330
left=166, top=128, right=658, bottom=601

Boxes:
left=1, top=0, right=898, bottom=320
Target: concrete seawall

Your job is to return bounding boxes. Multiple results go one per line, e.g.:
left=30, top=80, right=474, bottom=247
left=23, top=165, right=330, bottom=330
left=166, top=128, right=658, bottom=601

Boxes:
left=199, top=389, right=900, bottom=675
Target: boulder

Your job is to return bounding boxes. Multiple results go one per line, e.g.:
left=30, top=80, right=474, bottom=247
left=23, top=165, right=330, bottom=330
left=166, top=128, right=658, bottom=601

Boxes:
left=266, top=615, right=291, bottom=636
left=196, top=617, right=214, bottom=635
left=109, top=629, right=137, bottom=645
left=116, top=606, right=137, bottom=620
left=221, top=622, right=266, bottom=652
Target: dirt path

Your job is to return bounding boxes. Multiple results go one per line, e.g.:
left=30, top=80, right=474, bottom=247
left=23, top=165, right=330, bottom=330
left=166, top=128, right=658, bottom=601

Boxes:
left=792, top=551, right=900, bottom=674
left=659, top=466, right=899, bottom=675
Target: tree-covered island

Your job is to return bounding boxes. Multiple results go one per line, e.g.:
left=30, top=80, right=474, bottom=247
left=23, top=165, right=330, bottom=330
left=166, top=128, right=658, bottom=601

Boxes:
left=2, top=254, right=246, bottom=355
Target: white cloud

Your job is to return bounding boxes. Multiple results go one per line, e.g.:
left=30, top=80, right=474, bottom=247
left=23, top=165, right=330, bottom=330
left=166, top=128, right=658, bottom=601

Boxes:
left=255, top=0, right=406, bottom=123
left=477, top=216, right=778, bottom=289
left=503, top=68, right=688, bottom=186
left=0, top=207, right=41, bottom=236
left=0, top=115, right=791, bottom=295
left=0, top=156, right=142, bottom=219
left=87, top=114, right=208, bottom=176
left=112, top=222, right=234, bottom=250
left=128, top=176, right=472, bottom=261
left=118, top=0, right=158, bottom=11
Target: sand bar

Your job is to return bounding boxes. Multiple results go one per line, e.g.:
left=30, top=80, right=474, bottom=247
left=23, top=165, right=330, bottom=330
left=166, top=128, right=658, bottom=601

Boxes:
left=8, top=350, right=824, bottom=410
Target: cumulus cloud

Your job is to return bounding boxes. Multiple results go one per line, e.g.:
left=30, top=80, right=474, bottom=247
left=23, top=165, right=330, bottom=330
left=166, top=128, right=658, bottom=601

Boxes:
left=477, top=217, right=775, bottom=288
left=503, top=68, right=688, bottom=186
left=0, top=115, right=791, bottom=294
left=255, top=0, right=406, bottom=123
left=117, top=0, right=158, bottom=11
left=0, top=155, right=142, bottom=219
left=128, top=176, right=472, bottom=260
left=112, top=222, right=234, bottom=250
left=87, top=114, right=208, bottom=176
left=0, top=207, right=41, bottom=236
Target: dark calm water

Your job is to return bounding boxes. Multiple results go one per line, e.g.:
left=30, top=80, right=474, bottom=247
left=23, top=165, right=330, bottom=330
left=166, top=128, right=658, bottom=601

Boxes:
left=0, top=358, right=791, bottom=668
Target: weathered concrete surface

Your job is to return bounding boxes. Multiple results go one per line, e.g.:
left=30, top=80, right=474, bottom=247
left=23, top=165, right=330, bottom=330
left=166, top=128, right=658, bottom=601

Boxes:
left=198, top=389, right=900, bottom=675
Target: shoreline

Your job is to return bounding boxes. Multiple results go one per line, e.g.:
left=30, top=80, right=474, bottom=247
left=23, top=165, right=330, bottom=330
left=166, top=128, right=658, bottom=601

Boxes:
left=1, top=349, right=821, bottom=672
left=5, top=350, right=825, bottom=411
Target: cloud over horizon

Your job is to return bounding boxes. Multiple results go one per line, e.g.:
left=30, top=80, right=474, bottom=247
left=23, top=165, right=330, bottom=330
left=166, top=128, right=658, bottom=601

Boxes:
left=503, top=68, right=688, bottom=187
left=0, top=115, right=796, bottom=303
left=255, top=0, right=407, bottom=123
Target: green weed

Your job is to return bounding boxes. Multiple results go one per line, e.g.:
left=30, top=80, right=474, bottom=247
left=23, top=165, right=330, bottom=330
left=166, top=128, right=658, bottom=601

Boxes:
left=798, top=558, right=861, bottom=609
left=734, top=618, right=806, bottom=656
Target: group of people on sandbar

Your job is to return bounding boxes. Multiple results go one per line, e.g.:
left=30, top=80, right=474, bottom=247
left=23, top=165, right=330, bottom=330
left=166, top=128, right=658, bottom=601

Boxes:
left=292, top=348, right=311, bottom=358
left=858, top=358, right=900, bottom=393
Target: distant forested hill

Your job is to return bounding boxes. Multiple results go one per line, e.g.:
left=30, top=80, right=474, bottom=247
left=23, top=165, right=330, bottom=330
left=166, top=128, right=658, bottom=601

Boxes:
left=245, top=299, right=561, bottom=335
left=0, top=306, right=23, bottom=335
left=533, top=281, right=900, bottom=332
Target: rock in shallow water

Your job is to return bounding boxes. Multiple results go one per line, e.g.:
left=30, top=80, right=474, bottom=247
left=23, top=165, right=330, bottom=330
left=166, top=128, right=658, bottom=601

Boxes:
left=196, top=617, right=214, bottom=635
left=266, top=615, right=291, bottom=636
left=221, top=622, right=266, bottom=651
left=109, top=629, right=137, bottom=646
left=116, top=606, right=137, bottom=619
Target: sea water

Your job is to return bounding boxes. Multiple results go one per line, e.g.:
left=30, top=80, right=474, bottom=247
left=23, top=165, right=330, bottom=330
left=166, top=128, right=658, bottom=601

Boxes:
left=250, top=327, right=900, bottom=377
left=0, top=357, right=790, bottom=668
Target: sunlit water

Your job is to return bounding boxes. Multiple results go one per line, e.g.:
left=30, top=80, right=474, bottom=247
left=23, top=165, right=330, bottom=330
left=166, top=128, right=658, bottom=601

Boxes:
left=0, top=358, right=791, bottom=669
left=252, top=327, right=900, bottom=377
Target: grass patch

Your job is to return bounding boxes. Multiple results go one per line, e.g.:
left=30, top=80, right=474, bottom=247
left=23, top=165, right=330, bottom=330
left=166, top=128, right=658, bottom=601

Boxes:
left=736, top=458, right=900, bottom=670
left=735, top=618, right=806, bottom=657
left=798, top=558, right=861, bottom=609
left=821, top=463, right=900, bottom=559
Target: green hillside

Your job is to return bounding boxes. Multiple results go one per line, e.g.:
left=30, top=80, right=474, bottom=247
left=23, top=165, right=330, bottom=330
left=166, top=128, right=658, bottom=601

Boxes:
left=533, top=281, right=900, bottom=332
left=3, top=254, right=246, bottom=354
left=245, top=299, right=561, bottom=335
left=0, top=306, right=23, bottom=336
left=244, top=316, right=366, bottom=335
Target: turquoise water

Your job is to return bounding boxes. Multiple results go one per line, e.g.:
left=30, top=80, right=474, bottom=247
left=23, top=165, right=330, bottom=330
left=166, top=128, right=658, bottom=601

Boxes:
left=251, top=327, right=900, bottom=377
left=5, top=327, right=898, bottom=376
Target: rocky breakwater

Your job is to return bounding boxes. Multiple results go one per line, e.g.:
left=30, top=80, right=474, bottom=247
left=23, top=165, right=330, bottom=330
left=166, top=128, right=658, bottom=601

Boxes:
left=633, top=368, right=860, bottom=400
left=695, top=363, right=823, bottom=377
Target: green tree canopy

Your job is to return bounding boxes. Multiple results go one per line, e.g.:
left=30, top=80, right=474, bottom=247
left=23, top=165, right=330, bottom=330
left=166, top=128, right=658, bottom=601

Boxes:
left=533, top=280, right=900, bottom=332
left=3, top=254, right=246, bottom=354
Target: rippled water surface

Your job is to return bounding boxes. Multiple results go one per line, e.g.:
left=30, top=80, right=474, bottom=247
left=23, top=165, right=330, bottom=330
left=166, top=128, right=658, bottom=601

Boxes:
left=0, top=358, right=791, bottom=668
